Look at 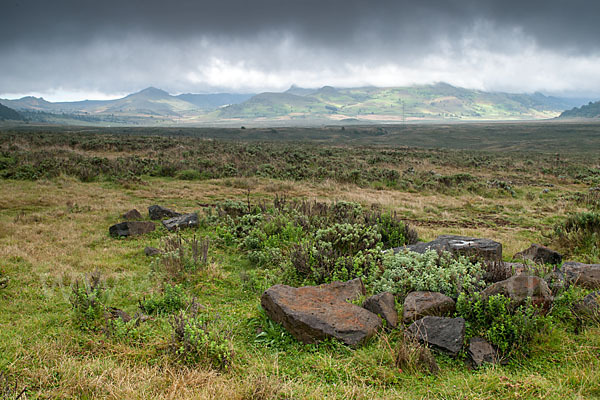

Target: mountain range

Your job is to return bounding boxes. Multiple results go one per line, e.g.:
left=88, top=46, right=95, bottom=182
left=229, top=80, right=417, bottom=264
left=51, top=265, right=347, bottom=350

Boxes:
left=559, top=100, right=600, bottom=119
left=1, top=83, right=595, bottom=126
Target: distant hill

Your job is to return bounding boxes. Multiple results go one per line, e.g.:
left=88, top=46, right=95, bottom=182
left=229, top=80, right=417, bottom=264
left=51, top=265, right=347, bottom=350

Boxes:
left=559, top=101, right=600, bottom=119
left=218, top=83, right=579, bottom=122
left=0, top=102, right=24, bottom=121
left=1, top=83, right=591, bottom=126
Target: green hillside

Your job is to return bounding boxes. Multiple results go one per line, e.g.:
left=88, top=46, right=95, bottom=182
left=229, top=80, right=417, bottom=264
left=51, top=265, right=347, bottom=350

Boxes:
left=218, top=83, right=573, bottom=122
left=0, top=102, right=24, bottom=121
left=560, top=100, right=600, bottom=119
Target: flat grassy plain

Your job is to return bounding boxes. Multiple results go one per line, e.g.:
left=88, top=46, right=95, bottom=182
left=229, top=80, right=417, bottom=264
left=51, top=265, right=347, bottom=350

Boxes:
left=0, top=123, right=599, bottom=399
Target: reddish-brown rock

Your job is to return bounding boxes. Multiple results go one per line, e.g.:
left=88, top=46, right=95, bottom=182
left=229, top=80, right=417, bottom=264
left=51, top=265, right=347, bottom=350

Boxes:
left=261, top=278, right=382, bottom=346
left=514, top=244, right=562, bottom=265
left=362, top=292, right=398, bottom=329
left=123, top=209, right=143, bottom=220
left=109, top=221, right=155, bottom=237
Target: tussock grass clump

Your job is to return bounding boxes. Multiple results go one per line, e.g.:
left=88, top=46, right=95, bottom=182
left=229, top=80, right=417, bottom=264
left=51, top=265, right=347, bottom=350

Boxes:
left=552, top=211, right=600, bottom=262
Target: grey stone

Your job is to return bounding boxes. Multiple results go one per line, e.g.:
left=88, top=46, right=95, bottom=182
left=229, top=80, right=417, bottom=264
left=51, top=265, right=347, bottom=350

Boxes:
left=261, top=278, right=382, bottom=346
left=162, top=213, right=199, bottom=231
left=363, top=292, right=398, bottom=329
left=109, top=221, right=155, bottom=237
left=407, top=316, right=466, bottom=356
left=394, top=235, right=502, bottom=262
left=148, top=205, right=181, bottom=220
left=574, top=291, right=600, bottom=317
left=468, top=337, right=498, bottom=368
left=562, top=262, right=600, bottom=289
left=514, top=244, right=562, bottom=265
left=403, top=291, right=456, bottom=323
left=144, top=246, right=161, bottom=256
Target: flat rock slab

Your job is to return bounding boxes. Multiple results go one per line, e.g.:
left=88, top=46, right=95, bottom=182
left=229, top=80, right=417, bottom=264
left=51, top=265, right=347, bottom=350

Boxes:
left=514, top=244, right=562, bottom=265
left=109, top=221, right=155, bottom=237
left=162, top=213, right=199, bottom=231
left=403, top=291, right=456, bottom=323
left=363, top=292, right=398, bottom=329
left=407, top=316, right=465, bottom=356
left=148, top=205, right=181, bottom=220
left=562, top=262, right=600, bottom=289
left=394, top=235, right=502, bottom=262
left=482, top=275, right=553, bottom=310
left=468, top=337, right=498, bottom=368
left=261, top=278, right=382, bottom=346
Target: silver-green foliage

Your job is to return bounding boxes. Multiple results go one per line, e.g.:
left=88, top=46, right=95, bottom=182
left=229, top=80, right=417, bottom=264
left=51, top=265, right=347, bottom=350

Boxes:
left=372, top=250, right=485, bottom=299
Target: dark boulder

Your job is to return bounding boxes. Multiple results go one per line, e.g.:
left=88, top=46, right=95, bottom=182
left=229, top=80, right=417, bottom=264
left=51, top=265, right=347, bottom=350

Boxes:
left=261, top=278, right=382, bottom=346
left=148, top=205, right=181, bottom=220
left=482, top=275, right=553, bottom=310
left=468, top=337, right=498, bottom=368
left=162, top=213, right=199, bottom=231
left=514, top=244, right=562, bottom=265
left=562, top=262, right=600, bottom=289
left=394, top=235, right=502, bottom=262
left=407, top=316, right=465, bottom=356
left=109, top=221, right=155, bottom=237
left=123, top=209, right=143, bottom=220
left=362, top=292, right=398, bottom=329
left=403, top=291, right=456, bottom=323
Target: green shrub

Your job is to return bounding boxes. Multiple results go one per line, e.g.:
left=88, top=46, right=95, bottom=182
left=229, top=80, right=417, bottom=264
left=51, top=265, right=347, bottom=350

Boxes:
left=456, top=293, right=550, bottom=356
left=372, top=250, right=485, bottom=299
left=139, top=284, right=190, bottom=315
left=171, top=310, right=233, bottom=370
left=69, top=271, right=106, bottom=332
left=177, top=169, right=202, bottom=180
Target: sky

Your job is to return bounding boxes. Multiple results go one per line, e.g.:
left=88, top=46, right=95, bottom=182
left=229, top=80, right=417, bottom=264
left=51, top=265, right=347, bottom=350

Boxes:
left=2, top=0, right=600, bottom=102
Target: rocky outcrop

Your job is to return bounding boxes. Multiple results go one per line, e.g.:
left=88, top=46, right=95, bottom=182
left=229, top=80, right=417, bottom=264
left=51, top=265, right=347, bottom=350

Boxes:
left=482, top=275, right=553, bottom=310
left=562, top=262, right=600, bottom=289
left=514, top=244, right=562, bottom=265
left=123, top=209, right=143, bottom=220
left=362, top=292, right=398, bottom=329
left=468, top=337, right=498, bottom=368
left=148, top=205, right=181, bottom=220
left=394, top=235, right=502, bottom=262
left=109, top=221, right=155, bottom=237
left=403, top=291, right=456, bottom=323
left=162, top=213, right=199, bottom=231
left=407, top=316, right=465, bottom=356
left=261, top=278, right=382, bottom=346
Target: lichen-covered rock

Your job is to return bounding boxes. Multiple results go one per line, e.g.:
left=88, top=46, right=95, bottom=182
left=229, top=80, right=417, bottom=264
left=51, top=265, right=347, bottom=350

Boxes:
left=562, top=262, right=600, bottom=289
left=362, top=292, right=398, bottom=329
left=148, top=205, right=181, bottom=220
left=162, top=213, right=199, bottom=231
left=261, top=278, right=382, bottom=346
left=482, top=275, right=553, bottom=310
left=394, top=235, right=502, bottom=262
left=109, top=221, right=155, bottom=237
left=403, top=291, right=456, bottom=323
left=514, top=244, right=562, bottom=265
left=407, top=316, right=465, bottom=356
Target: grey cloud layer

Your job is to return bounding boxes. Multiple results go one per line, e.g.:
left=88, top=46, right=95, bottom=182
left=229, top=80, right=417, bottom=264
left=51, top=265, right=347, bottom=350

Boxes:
left=2, top=0, right=600, bottom=97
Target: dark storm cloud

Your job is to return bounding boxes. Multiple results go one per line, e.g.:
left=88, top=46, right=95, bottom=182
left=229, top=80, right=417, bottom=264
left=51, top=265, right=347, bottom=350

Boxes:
left=3, top=0, right=599, bottom=52
left=2, top=0, right=600, bottom=99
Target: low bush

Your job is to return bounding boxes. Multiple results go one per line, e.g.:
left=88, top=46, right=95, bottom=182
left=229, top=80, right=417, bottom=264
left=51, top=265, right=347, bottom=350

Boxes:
left=456, top=293, right=550, bottom=357
left=69, top=271, right=106, bottom=332
left=139, top=284, right=190, bottom=315
left=372, top=250, right=485, bottom=299
left=171, top=309, right=233, bottom=370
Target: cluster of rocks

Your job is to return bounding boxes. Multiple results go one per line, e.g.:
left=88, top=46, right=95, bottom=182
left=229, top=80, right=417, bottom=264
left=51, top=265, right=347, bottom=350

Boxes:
left=108, top=205, right=198, bottom=237
left=261, top=235, right=600, bottom=369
